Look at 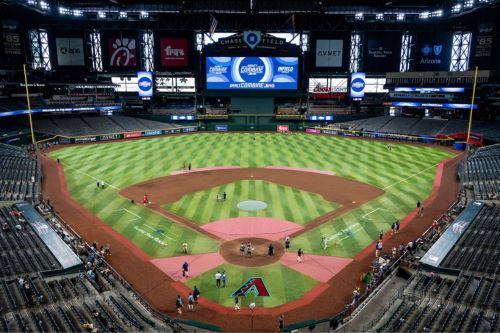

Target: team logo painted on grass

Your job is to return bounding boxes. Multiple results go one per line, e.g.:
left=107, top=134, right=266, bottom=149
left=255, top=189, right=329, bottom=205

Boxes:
left=231, top=277, right=270, bottom=297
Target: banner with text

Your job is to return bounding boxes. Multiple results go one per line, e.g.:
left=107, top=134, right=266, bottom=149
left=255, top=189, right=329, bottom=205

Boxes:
left=364, top=34, right=400, bottom=72
left=160, top=38, right=189, bottom=67
left=1, top=31, right=24, bottom=67
left=415, top=33, right=452, bottom=71
left=472, top=24, right=495, bottom=69
left=315, top=39, right=344, bottom=67
left=56, top=38, right=85, bottom=66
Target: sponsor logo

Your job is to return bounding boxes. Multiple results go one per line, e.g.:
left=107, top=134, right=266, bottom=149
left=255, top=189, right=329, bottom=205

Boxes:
left=143, top=130, right=161, bottom=136
left=277, top=66, right=294, bottom=74
left=215, top=125, right=228, bottom=132
left=433, top=45, right=443, bottom=56
left=231, top=277, right=270, bottom=297
left=138, top=77, right=153, bottom=91
left=59, top=137, right=71, bottom=144
left=306, top=128, right=321, bottom=134
left=209, top=65, right=227, bottom=74
left=316, top=40, right=343, bottom=67
left=243, top=31, right=262, bottom=49
left=124, top=132, right=142, bottom=138
left=351, top=78, right=365, bottom=92
left=240, top=64, right=264, bottom=75
left=165, top=46, right=184, bottom=57
left=99, top=134, right=120, bottom=141
left=109, top=37, right=136, bottom=67
left=182, top=127, right=197, bottom=133
left=74, top=136, right=97, bottom=143
left=160, top=38, right=188, bottom=67
left=277, top=125, right=289, bottom=132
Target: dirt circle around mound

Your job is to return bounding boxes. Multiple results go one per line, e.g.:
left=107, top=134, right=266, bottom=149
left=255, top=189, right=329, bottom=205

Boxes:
left=220, top=238, right=285, bottom=267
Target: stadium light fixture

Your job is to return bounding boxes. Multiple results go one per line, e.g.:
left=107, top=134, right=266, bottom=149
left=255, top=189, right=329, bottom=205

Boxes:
left=140, top=11, right=149, bottom=19
left=119, top=11, right=127, bottom=19
left=73, top=9, right=83, bottom=17
left=431, top=9, right=443, bottom=17
left=396, top=13, right=405, bottom=21
left=39, top=0, right=50, bottom=10
left=464, top=0, right=474, bottom=8
left=59, top=7, right=70, bottom=15
left=376, top=13, right=384, bottom=21
left=355, top=12, right=363, bottom=20
left=419, top=11, right=430, bottom=19
left=98, top=11, right=106, bottom=19
left=27, top=0, right=37, bottom=5
left=451, top=4, right=462, bottom=13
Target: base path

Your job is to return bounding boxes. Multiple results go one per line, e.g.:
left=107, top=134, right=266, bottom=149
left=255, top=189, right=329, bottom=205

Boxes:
left=41, top=150, right=461, bottom=332
left=151, top=253, right=225, bottom=281
left=120, top=167, right=384, bottom=237
left=280, top=253, right=353, bottom=283
left=201, top=217, right=303, bottom=241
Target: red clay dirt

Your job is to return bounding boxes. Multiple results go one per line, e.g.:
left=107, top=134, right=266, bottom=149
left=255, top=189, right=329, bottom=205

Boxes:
left=40, top=146, right=462, bottom=332
left=119, top=167, right=385, bottom=237
left=219, top=238, right=285, bottom=267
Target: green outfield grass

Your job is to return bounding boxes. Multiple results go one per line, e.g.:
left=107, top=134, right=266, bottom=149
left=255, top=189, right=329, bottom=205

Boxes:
left=185, top=263, right=318, bottom=308
left=49, top=133, right=455, bottom=260
left=164, top=180, right=341, bottom=225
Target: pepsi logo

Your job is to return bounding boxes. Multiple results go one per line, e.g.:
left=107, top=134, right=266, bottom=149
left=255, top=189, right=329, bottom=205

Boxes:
left=138, top=77, right=152, bottom=91
left=351, top=78, right=365, bottom=92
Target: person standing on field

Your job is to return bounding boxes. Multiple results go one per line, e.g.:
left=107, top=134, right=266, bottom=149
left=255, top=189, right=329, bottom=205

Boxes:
left=182, top=241, right=188, bottom=254
left=175, top=295, right=183, bottom=314
left=187, top=293, right=194, bottom=311
left=240, top=242, right=245, bottom=256
left=234, top=296, right=240, bottom=310
left=215, top=271, right=221, bottom=288
left=285, top=236, right=291, bottom=252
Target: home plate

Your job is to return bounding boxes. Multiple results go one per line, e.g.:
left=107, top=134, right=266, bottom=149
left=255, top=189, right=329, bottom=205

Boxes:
left=352, top=201, right=356, bottom=204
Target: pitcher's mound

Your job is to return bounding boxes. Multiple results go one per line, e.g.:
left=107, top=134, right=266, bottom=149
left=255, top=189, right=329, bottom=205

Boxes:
left=220, top=238, right=285, bottom=267
left=237, top=200, right=268, bottom=211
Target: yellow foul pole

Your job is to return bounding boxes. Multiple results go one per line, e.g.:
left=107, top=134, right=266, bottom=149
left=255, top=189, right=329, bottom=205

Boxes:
left=466, top=66, right=479, bottom=150
left=23, top=64, right=36, bottom=145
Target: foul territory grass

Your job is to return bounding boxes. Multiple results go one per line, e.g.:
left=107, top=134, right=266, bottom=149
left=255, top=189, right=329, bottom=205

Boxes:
left=49, top=133, right=455, bottom=259
left=164, top=180, right=341, bottom=225
left=185, top=263, right=318, bottom=308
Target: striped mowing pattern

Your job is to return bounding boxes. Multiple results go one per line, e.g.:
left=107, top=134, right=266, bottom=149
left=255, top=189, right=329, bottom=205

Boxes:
left=164, top=180, right=341, bottom=225
left=185, top=263, right=318, bottom=308
left=50, top=133, right=454, bottom=259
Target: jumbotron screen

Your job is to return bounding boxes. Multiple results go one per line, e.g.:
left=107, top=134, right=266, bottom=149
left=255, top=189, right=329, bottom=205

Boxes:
left=206, top=57, right=299, bottom=90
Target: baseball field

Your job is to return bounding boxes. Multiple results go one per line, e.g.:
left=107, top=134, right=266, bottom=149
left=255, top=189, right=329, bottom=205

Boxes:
left=48, top=132, right=455, bottom=308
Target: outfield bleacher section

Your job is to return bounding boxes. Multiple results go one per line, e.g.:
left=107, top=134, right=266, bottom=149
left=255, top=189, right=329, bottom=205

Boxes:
left=0, top=202, right=179, bottom=333
left=462, top=144, right=500, bottom=200
left=33, top=115, right=179, bottom=136
left=335, top=116, right=500, bottom=141
left=0, top=145, right=39, bottom=203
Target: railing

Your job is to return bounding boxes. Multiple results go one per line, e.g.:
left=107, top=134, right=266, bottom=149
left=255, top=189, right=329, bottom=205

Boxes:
left=283, top=199, right=463, bottom=332
left=39, top=201, right=210, bottom=333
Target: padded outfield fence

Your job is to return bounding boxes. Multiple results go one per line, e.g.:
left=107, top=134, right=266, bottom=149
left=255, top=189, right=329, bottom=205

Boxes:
left=34, top=126, right=199, bottom=145
left=304, top=126, right=457, bottom=145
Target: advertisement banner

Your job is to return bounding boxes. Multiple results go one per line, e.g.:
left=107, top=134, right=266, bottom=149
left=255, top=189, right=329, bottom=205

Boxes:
left=56, top=38, right=85, bottom=66
left=415, top=33, right=452, bottom=71
left=108, top=36, right=137, bottom=67
left=124, top=132, right=142, bottom=138
left=315, top=40, right=343, bottom=67
left=143, top=130, right=162, bottom=136
left=350, top=72, right=366, bottom=98
left=215, top=125, right=228, bottom=132
left=306, top=128, right=321, bottom=134
left=206, top=57, right=298, bottom=90
left=137, top=71, right=153, bottom=98
left=99, top=134, right=121, bottom=141
left=160, top=38, right=189, bottom=67
left=365, top=35, right=399, bottom=72
left=182, top=127, right=197, bottom=133
left=277, top=125, right=289, bottom=132
left=74, top=136, right=97, bottom=143
left=472, top=24, right=495, bottom=68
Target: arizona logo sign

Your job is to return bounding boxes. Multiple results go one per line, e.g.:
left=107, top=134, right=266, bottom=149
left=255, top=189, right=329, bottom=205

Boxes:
left=231, top=277, right=270, bottom=297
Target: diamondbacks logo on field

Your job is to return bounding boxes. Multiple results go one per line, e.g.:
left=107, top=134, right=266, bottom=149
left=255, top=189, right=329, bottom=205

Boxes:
left=231, top=277, right=270, bottom=297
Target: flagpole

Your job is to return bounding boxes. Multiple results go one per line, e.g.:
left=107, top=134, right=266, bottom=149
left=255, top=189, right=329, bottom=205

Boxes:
left=466, top=66, right=479, bottom=153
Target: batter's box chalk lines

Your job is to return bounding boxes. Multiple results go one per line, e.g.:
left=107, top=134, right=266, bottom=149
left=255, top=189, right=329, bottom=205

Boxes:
left=111, top=208, right=142, bottom=221
left=383, top=163, right=438, bottom=190
left=62, top=162, right=121, bottom=191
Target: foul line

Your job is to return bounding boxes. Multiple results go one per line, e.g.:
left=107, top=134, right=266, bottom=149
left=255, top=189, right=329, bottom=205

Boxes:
left=361, top=207, right=387, bottom=220
left=61, top=162, right=121, bottom=191
left=382, top=163, right=438, bottom=191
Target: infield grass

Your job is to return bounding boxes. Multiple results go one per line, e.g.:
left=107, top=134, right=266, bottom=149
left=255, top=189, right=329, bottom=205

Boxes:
left=49, top=133, right=455, bottom=259
left=164, top=180, right=341, bottom=225
left=185, top=263, right=318, bottom=308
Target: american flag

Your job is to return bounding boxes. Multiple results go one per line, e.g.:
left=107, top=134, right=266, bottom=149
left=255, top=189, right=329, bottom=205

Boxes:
left=209, top=14, right=218, bottom=35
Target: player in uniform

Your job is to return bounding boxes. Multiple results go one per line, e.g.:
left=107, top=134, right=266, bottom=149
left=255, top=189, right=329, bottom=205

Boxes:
left=143, top=194, right=150, bottom=207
